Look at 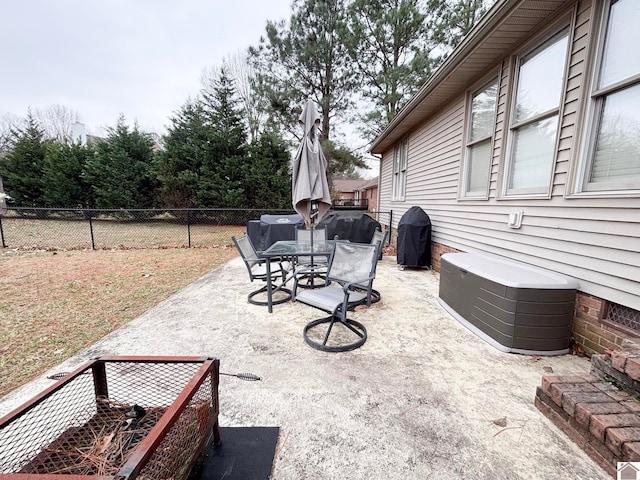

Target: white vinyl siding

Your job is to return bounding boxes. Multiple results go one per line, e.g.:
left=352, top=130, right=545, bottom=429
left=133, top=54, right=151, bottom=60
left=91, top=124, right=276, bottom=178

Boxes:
left=579, top=0, right=640, bottom=193
left=377, top=0, right=640, bottom=311
left=462, top=79, right=498, bottom=198
left=503, top=30, right=569, bottom=196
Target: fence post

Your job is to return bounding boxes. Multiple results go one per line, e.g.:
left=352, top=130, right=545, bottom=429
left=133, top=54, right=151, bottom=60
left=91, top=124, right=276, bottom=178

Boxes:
left=0, top=217, right=5, bottom=248
left=88, top=210, right=96, bottom=250
left=187, top=209, right=192, bottom=248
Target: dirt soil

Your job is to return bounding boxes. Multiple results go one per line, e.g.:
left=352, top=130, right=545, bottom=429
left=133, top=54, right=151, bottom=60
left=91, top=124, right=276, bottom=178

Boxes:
left=0, top=246, right=237, bottom=397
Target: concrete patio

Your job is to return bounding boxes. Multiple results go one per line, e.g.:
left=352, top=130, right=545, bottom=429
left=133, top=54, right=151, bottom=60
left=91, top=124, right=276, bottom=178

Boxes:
left=0, top=255, right=610, bottom=479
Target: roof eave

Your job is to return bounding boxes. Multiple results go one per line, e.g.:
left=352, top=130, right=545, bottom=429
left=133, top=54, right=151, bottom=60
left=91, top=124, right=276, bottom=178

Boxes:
left=369, top=0, right=515, bottom=155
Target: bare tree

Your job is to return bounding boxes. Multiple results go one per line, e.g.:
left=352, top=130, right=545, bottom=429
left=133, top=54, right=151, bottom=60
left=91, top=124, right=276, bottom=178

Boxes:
left=201, top=53, right=266, bottom=143
left=0, top=112, right=25, bottom=154
left=33, top=104, right=81, bottom=143
left=223, top=50, right=266, bottom=143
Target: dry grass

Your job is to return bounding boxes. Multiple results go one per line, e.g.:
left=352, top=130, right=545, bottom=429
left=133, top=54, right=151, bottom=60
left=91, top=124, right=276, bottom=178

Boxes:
left=0, top=246, right=239, bottom=398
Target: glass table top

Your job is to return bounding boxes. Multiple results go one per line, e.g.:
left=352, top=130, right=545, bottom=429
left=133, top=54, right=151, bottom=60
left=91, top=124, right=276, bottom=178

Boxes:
left=260, top=240, right=334, bottom=257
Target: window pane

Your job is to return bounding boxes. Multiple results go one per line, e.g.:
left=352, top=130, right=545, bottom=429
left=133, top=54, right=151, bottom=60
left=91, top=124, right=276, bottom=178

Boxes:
left=509, top=116, right=558, bottom=190
left=599, top=0, right=640, bottom=88
left=470, top=82, right=497, bottom=142
left=401, top=140, right=408, bottom=170
left=515, top=33, right=568, bottom=122
left=590, top=84, right=640, bottom=184
left=393, top=146, right=400, bottom=174
left=467, top=139, right=491, bottom=194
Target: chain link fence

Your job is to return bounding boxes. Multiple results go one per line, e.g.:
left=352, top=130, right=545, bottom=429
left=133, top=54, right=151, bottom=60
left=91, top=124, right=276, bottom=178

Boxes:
left=0, top=207, right=392, bottom=251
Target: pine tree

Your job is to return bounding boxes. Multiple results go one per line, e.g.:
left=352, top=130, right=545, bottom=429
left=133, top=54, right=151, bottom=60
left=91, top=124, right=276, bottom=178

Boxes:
left=84, top=115, right=157, bottom=208
left=155, top=99, right=208, bottom=208
left=0, top=113, right=48, bottom=207
left=244, top=131, right=292, bottom=209
left=344, top=0, right=441, bottom=137
left=250, top=0, right=356, bottom=142
left=197, top=69, right=249, bottom=208
left=42, top=141, right=95, bottom=208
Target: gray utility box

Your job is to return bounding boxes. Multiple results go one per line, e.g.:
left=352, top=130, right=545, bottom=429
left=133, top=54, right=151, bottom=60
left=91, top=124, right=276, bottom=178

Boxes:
left=438, top=252, right=579, bottom=355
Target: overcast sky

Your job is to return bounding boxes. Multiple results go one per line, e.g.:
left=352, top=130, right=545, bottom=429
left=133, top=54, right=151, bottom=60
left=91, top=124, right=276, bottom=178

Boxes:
left=0, top=0, right=293, bottom=136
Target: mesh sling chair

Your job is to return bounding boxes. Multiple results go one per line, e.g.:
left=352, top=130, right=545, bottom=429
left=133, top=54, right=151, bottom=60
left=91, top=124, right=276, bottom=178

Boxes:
left=360, top=228, right=388, bottom=304
left=295, top=242, right=379, bottom=352
left=292, top=227, right=328, bottom=288
left=232, top=234, right=291, bottom=306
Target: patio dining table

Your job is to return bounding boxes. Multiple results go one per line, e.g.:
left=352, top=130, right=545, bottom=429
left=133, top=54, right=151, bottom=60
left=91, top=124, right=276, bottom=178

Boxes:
left=260, top=239, right=335, bottom=313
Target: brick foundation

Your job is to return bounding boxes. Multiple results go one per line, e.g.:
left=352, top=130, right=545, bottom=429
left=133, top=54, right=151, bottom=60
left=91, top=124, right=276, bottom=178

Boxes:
left=573, top=292, right=628, bottom=356
left=430, top=242, right=460, bottom=273
left=535, top=340, right=640, bottom=476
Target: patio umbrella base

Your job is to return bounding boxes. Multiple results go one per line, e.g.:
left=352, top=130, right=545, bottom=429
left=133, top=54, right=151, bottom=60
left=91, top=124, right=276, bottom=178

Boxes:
left=303, top=315, right=367, bottom=352
left=248, top=286, right=292, bottom=306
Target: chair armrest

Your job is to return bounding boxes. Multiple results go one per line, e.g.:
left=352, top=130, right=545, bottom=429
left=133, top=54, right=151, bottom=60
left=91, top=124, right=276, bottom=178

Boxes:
left=340, top=276, right=374, bottom=293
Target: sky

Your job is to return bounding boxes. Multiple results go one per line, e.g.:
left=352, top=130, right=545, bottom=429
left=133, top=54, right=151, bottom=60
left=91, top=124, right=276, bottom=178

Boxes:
left=0, top=0, right=294, bottom=137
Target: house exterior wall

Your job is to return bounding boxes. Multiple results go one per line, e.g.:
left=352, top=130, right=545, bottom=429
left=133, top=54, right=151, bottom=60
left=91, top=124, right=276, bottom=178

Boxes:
left=364, top=185, right=378, bottom=211
left=377, top=0, right=640, bottom=355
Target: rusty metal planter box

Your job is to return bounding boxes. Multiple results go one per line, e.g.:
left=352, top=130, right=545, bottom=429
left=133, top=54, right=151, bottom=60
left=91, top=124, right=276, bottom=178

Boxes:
left=0, top=356, right=221, bottom=479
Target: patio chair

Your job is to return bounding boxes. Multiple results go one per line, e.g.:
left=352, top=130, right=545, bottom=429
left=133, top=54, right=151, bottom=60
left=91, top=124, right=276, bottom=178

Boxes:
left=357, top=228, right=388, bottom=304
left=292, top=227, right=328, bottom=288
left=295, top=242, right=379, bottom=352
left=232, top=234, right=291, bottom=306
left=371, top=228, right=388, bottom=260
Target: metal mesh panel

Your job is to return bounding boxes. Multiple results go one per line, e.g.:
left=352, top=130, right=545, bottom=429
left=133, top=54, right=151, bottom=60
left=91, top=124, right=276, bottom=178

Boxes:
left=605, top=302, right=640, bottom=333
left=138, top=376, right=215, bottom=480
left=0, top=357, right=219, bottom=479
left=0, top=372, right=97, bottom=473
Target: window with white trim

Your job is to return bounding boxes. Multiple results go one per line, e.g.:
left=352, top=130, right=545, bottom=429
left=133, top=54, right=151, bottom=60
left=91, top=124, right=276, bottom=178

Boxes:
left=392, top=138, right=408, bottom=200
left=503, top=29, right=569, bottom=196
left=579, top=0, right=640, bottom=193
left=462, top=79, right=498, bottom=198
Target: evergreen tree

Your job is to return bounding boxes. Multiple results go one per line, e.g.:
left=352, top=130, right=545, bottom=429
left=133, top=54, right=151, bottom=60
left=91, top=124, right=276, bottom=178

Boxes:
left=0, top=113, right=48, bottom=207
left=433, top=0, right=492, bottom=52
left=42, top=141, right=95, bottom=208
left=249, top=0, right=356, bottom=142
left=244, top=131, right=292, bottom=209
left=197, top=69, right=249, bottom=208
left=322, top=139, right=366, bottom=182
left=155, top=99, right=208, bottom=208
left=85, top=115, right=157, bottom=208
left=344, top=0, right=440, bottom=137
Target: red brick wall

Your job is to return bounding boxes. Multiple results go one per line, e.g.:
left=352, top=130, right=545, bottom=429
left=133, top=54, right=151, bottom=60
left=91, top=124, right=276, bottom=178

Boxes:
left=573, top=293, right=628, bottom=356
left=430, top=243, right=460, bottom=272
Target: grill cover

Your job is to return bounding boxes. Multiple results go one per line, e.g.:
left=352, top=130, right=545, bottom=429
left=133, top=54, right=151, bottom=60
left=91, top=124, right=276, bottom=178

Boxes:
left=397, top=206, right=431, bottom=267
left=247, top=214, right=304, bottom=251
left=317, top=213, right=381, bottom=243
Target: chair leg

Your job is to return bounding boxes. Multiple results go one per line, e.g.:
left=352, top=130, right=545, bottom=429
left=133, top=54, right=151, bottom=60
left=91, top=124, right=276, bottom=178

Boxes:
left=303, top=315, right=367, bottom=352
left=248, top=284, right=292, bottom=306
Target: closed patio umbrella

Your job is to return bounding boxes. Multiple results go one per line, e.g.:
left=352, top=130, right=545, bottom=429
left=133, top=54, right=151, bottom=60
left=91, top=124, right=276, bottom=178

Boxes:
left=292, top=100, right=331, bottom=227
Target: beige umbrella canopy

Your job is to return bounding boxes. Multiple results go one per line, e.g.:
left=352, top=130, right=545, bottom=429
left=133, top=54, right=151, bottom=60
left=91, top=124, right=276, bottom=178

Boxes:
left=292, top=99, right=331, bottom=227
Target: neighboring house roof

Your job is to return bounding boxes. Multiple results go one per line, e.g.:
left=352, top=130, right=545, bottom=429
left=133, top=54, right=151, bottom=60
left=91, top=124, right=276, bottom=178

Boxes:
left=332, top=177, right=379, bottom=194
left=333, top=179, right=370, bottom=194
left=359, top=177, right=379, bottom=192
left=370, top=0, right=567, bottom=154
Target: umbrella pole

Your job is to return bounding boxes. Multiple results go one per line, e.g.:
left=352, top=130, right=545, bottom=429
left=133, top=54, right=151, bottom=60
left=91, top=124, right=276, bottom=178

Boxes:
left=310, top=201, right=316, bottom=286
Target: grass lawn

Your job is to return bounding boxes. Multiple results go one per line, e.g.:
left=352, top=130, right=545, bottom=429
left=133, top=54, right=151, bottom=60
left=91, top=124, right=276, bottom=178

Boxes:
left=0, top=245, right=240, bottom=398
